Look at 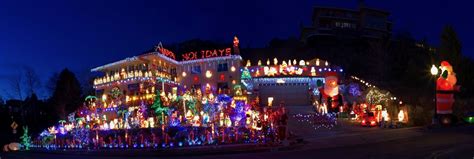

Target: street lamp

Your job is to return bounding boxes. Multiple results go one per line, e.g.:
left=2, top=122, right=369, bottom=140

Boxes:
left=430, top=65, right=438, bottom=124
left=430, top=65, right=438, bottom=76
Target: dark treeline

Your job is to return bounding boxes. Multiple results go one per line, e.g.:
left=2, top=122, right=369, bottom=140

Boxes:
left=0, top=69, right=84, bottom=146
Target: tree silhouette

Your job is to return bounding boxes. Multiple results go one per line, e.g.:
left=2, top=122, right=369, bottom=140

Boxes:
left=439, top=25, right=462, bottom=67
left=51, top=69, right=82, bottom=120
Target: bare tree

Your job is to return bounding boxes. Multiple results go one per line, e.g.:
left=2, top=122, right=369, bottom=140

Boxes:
left=9, top=72, right=23, bottom=100
left=23, top=66, right=41, bottom=96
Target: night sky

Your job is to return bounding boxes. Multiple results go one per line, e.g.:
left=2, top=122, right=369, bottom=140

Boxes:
left=1, top=0, right=473, bottom=99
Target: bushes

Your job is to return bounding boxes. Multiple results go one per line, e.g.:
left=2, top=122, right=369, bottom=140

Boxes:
left=408, top=104, right=433, bottom=126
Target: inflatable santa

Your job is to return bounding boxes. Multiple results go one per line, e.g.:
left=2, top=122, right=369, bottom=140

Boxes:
left=319, top=72, right=343, bottom=113
left=436, top=61, right=458, bottom=114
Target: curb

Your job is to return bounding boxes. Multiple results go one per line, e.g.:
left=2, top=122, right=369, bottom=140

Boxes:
left=23, top=143, right=295, bottom=157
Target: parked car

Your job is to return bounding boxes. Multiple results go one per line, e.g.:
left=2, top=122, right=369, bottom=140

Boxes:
left=361, top=112, right=377, bottom=127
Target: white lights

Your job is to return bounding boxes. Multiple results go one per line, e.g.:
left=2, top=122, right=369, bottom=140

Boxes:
left=205, top=70, right=212, bottom=78
left=325, top=61, right=329, bottom=66
left=230, top=66, right=236, bottom=72
left=299, top=60, right=306, bottom=66
left=267, top=97, right=274, bottom=107
left=182, top=71, right=187, bottom=77
left=430, top=65, right=438, bottom=76
left=102, top=94, right=107, bottom=101
left=398, top=110, right=405, bottom=122
left=276, top=79, right=285, bottom=84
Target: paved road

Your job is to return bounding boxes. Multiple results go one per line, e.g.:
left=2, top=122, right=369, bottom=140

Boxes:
left=176, top=128, right=474, bottom=159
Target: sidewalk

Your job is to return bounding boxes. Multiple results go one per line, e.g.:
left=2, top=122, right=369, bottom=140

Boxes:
left=26, top=142, right=294, bottom=157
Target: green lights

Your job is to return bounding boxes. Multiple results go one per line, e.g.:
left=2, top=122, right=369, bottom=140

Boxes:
left=466, top=116, right=474, bottom=124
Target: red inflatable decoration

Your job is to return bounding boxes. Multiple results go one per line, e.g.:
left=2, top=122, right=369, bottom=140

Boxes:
left=436, top=61, right=457, bottom=114
left=318, top=72, right=342, bottom=112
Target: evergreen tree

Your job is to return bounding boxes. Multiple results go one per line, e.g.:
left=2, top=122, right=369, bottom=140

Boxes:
left=51, top=69, right=83, bottom=120
left=151, top=90, right=168, bottom=124
left=439, top=25, right=462, bottom=67
left=241, top=67, right=251, bottom=80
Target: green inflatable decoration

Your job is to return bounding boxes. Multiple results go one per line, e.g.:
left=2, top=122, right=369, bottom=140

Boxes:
left=20, top=126, right=31, bottom=150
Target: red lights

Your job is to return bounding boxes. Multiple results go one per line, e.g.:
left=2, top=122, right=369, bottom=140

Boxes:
left=370, top=121, right=376, bottom=126
left=182, top=48, right=232, bottom=61
left=193, top=76, right=199, bottom=83
left=219, top=74, right=225, bottom=81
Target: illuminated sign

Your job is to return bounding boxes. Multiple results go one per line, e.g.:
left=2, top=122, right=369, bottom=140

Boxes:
left=182, top=48, right=232, bottom=61
left=159, top=47, right=176, bottom=60
left=154, top=42, right=176, bottom=60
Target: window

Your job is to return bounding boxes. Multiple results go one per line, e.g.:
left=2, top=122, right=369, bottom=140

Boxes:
left=191, top=66, right=201, bottom=74
left=170, top=68, right=177, bottom=76
left=127, top=83, right=139, bottom=94
left=217, top=63, right=228, bottom=72
left=335, top=22, right=355, bottom=29
left=95, top=89, right=104, bottom=97
left=217, top=82, right=229, bottom=90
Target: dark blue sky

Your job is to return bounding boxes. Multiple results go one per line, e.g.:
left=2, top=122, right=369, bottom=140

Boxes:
left=1, top=0, right=473, bottom=99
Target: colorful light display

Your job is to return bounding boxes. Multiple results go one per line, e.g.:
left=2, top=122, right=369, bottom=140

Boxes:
left=33, top=85, right=286, bottom=150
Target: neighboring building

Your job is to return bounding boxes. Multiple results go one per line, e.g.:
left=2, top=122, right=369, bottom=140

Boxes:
left=242, top=57, right=343, bottom=106
left=300, top=1, right=392, bottom=43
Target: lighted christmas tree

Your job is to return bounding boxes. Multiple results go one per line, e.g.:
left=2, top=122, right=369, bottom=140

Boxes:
left=186, top=98, right=197, bottom=114
left=151, top=90, right=168, bottom=124
left=241, top=67, right=251, bottom=80
left=20, top=126, right=31, bottom=150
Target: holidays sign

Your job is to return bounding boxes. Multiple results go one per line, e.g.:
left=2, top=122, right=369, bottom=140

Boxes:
left=182, top=48, right=232, bottom=61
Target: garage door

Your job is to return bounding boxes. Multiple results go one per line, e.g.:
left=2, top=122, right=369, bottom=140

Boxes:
left=259, top=83, right=310, bottom=106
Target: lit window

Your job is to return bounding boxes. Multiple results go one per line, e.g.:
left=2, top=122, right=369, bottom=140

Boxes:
left=191, top=66, right=201, bottom=74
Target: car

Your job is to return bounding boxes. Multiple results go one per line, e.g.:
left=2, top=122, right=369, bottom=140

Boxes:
left=361, top=112, right=377, bottom=127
